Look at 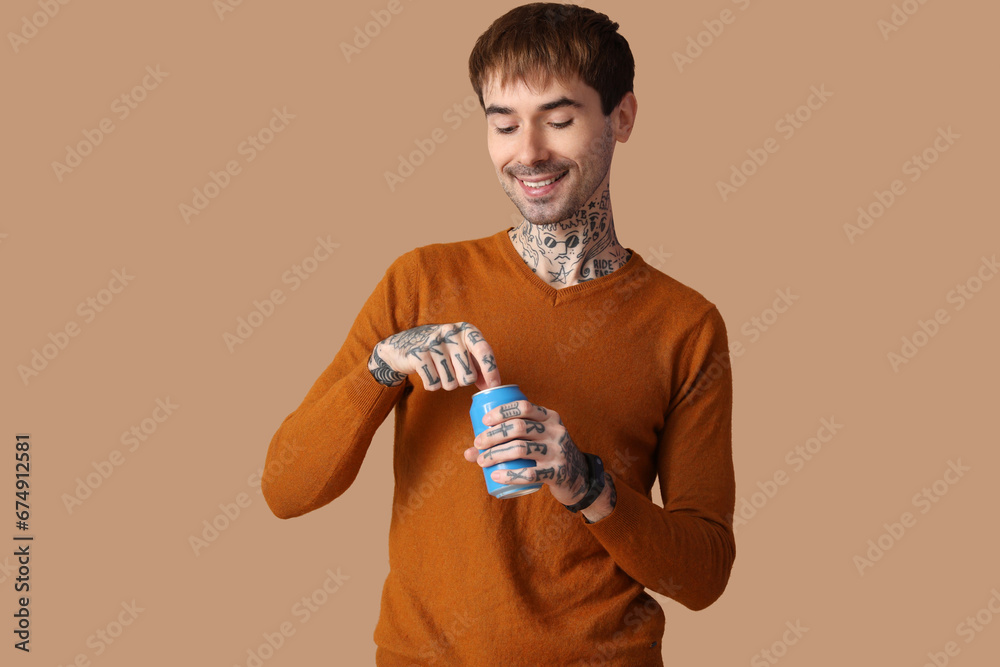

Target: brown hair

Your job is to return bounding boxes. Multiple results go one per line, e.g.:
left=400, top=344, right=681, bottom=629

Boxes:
left=468, top=3, right=635, bottom=117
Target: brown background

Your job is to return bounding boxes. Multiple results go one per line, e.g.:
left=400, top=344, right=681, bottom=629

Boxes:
left=3, top=0, right=998, bottom=665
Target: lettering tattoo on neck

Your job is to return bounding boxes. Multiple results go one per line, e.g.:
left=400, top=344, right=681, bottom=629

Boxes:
left=509, top=187, right=632, bottom=285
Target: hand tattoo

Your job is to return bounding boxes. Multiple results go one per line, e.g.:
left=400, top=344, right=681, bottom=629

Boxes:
left=385, top=322, right=478, bottom=362
left=369, top=346, right=407, bottom=387
left=560, top=431, right=589, bottom=501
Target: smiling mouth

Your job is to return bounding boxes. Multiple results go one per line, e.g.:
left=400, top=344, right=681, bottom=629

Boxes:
left=518, top=171, right=568, bottom=188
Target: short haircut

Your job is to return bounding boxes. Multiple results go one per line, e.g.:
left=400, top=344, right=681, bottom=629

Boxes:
left=468, top=3, right=635, bottom=117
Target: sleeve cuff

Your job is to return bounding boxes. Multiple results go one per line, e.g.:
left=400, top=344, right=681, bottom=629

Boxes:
left=582, top=477, right=650, bottom=547
left=343, top=361, right=405, bottom=419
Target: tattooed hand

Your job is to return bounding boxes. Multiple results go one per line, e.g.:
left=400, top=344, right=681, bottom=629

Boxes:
left=462, top=399, right=592, bottom=506
left=368, top=322, right=502, bottom=392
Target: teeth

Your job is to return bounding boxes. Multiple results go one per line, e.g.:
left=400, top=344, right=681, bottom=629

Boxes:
left=523, top=172, right=565, bottom=188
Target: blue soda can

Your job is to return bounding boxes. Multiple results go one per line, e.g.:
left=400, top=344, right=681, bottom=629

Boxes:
left=470, top=384, right=543, bottom=499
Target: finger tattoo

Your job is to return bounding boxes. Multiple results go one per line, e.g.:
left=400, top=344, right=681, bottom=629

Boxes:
left=486, top=423, right=514, bottom=438
left=482, top=443, right=520, bottom=461
left=524, top=442, right=547, bottom=455
left=499, top=402, right=521, bottom=419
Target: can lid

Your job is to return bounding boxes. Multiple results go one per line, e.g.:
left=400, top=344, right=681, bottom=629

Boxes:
left=471, top=383, right=520, bottom=396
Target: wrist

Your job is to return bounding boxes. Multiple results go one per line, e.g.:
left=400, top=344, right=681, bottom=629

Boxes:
left=563, top=453, right=605, bottom=513
left=582, top=473, right=615, bottom=524
left=368, top=344, right=407, bottom=387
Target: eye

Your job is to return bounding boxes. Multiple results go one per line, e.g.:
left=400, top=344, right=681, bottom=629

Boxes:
left=492, top=119, right=574, bottom=135
left=566, top=234, right=580, bottom=248
left=543, top=236, right=557, bottom=248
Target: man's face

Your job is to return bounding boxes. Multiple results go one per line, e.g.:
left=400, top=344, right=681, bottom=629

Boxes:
left=483, top=72, right=619, bottom=227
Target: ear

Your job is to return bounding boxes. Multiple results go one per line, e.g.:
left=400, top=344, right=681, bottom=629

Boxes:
left=613, top=92, right=637, bottom=142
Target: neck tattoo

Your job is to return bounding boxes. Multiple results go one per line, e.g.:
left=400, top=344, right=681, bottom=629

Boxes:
left=508, top=187, right=632, bottom=287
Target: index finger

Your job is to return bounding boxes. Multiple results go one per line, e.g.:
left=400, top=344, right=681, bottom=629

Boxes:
left=463, top=326, right=501, bottom=390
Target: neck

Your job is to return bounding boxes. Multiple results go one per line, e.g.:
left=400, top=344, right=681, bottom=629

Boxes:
left=508, top=184, right=631, bottom=288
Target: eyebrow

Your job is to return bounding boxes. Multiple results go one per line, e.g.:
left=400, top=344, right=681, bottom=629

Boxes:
left=484, top=96, right=584, bottom=117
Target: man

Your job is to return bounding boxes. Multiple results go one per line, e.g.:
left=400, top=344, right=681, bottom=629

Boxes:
left=262, top=4, right=735, bottom=665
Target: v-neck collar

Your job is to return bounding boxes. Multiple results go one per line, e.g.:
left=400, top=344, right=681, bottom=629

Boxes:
left=493, top=226, right=646, bottom=306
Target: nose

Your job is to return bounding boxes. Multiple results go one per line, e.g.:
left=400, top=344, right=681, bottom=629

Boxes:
left=515, top=122, right=550, bottom=169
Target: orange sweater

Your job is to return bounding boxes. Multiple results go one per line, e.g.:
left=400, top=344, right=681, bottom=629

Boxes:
left=262, top=227, right=736, bottom=666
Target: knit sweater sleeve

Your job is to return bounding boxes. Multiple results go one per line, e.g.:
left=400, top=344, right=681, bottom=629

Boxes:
left=260, top=253, right=415, bottom=519
left=584, top=305, right=736, bottom=611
